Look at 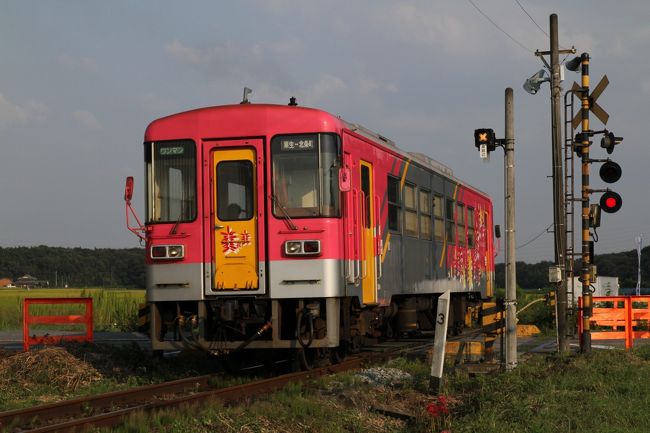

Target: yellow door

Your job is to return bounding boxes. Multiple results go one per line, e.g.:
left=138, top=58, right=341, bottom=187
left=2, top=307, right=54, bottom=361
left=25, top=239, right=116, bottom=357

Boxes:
left=213, top=148, right=258, bottom=290
left=360, top=161, right=378, bottom=304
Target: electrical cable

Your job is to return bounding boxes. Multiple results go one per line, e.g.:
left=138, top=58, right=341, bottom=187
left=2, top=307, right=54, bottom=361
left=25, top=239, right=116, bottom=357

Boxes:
left=466, top=0, right=533, bottom=53
left=513, top=0, right=548, bottom=37
left=516, top=223, right=554, bottom=250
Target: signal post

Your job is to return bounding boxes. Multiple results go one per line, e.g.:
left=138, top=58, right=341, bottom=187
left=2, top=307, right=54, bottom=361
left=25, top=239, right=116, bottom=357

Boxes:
left=567, top=52, right=623, bottom=352
left=474, top=88, right=517, bottom=370
left=578, top=53, right=593, bottom=352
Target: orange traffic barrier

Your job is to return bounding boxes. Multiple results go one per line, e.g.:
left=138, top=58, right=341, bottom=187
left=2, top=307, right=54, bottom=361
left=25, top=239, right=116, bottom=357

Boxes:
left=23, top=298, right=93, bottom=351
left=578, top=296, right=650, bottom=350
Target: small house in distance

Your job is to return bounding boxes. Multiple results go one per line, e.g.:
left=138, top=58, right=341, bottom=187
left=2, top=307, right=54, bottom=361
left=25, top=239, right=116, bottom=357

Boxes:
left=14, top=274, right=49, bottom=288
left=0, top=278, right=12, bottom=288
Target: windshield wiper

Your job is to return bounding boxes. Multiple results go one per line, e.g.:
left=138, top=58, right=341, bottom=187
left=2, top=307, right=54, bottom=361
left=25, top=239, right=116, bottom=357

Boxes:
left=270, top=194, right=298, bottom=231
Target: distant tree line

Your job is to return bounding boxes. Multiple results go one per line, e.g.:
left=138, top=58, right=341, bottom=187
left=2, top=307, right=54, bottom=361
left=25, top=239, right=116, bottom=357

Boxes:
left=0, top=246, right=144, bottom=288
left=496, top=246, right=650, bottom=290
left=2, top=244, right=648, bottom=291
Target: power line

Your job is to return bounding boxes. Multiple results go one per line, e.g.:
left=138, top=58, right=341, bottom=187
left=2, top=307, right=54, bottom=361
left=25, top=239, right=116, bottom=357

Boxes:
left=517, top=223, right=553, bottom=250
left=466, top=0, right=533, bottom=54
left=513, top=0, right=548, bottom=37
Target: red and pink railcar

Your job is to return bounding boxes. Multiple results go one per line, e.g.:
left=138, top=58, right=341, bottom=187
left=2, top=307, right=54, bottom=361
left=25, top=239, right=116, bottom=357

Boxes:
left=126, top=100, right=495, bottom=365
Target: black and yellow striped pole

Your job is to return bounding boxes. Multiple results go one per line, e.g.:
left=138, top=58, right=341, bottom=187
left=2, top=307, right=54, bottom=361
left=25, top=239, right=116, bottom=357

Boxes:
left=578, top=52, right=592, bottom=353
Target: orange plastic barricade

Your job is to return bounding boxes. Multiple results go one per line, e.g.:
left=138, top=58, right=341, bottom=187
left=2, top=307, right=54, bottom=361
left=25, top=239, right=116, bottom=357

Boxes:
left=578, top=296, right=650, bottom=350
left=22, top=298, right=93, bottom=351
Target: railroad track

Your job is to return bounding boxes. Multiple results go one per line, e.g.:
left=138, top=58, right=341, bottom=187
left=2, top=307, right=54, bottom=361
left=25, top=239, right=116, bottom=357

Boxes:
left=1, top=340, right=436, bottom=433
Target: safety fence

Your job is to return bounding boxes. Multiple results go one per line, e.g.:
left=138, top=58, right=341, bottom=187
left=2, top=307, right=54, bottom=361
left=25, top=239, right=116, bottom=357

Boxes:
left=579, top=296, right=650, bottom=349
left=23, top=297, right=94, bottom=351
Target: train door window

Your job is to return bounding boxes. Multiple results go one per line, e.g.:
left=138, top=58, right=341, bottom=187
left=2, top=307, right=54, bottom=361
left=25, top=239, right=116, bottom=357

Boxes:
left=387, top=176, right=401, bottom=232
left=445, top=198, right=455, bottom=244
left=404, top=183, right=417, bottom=237
left=216, top=161, right=254, bottom=221
left=361, top=165, right=372, bottom=228
left=433, top=194, right=444, bottom=241
left=419, top=189, right=432, bottom=240
left=457, top=203, right=466, bottom=247
left=468, top=207, right=475, bottom=248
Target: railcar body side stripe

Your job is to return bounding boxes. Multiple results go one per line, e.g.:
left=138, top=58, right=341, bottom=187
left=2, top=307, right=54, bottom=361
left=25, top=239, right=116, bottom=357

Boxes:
left=381, top=233, right=391, bottom=263
left=382, top=159, right=410, bottom=264
left=379, top=159, right=398, bottom=263
left=439, top=183, right=459, bottom=269
left=399, top=160, right=410, bottom=189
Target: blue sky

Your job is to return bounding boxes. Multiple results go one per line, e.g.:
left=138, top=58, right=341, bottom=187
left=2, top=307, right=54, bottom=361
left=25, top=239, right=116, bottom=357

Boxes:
left=2, top=1, right=649, bottom=263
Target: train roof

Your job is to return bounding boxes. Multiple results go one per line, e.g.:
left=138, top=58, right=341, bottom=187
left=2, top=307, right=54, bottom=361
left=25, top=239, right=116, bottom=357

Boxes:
left=146, top=103, right=491, bottom=200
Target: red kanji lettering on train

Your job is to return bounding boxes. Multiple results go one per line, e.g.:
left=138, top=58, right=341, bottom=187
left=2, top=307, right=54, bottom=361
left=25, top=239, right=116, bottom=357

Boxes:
left=221, top=226, right=240, bottom=255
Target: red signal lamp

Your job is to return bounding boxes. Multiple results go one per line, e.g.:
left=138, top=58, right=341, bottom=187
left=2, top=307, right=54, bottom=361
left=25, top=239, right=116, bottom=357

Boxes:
left=600, top=191, right=622, bottom=213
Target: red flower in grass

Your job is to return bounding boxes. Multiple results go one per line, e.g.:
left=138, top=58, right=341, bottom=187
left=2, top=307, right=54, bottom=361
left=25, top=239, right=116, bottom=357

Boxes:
left=426, top=395, right=450, bottom=417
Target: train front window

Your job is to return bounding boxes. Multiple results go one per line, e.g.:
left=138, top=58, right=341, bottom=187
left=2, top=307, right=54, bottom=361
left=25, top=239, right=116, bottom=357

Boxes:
left=271, top=134, right=340, bottom=218
left=145, top=140, right=197, bottom=223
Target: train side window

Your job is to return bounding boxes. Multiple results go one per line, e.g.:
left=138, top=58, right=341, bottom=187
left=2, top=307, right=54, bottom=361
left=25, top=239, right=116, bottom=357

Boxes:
left=457, top=203, right=466, bottom=247
left=445, top=198, right=455, bottom=244
left=387, top=176, right=401, bottom=232
left=404, top=183, right=417, bottom=237
left=468, top=207, right=475, bottom=248
left=146, top=140, right=197, bottom=224
left=419, top=189, right=432, bottom=240
left=433, top=194, right=444, bottom=241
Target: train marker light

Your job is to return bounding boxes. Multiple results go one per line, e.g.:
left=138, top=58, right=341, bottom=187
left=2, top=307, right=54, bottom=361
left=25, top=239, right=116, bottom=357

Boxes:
left=284, top=240, right=321, bottom=256
left=601, top=130, right=623, bottom=154
left=124, top=176, right=134, bottom=201
left=600, top=191, right=622, bottom=213
left=474, top=128, right=496, bottom=152
left=599, top=160, right=622, bottom=184
left=150, top=245, right=185, bottom=260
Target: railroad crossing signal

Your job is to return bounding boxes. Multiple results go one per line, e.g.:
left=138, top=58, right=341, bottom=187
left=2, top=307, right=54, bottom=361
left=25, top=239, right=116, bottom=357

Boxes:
left=601, top=130, right=623, bottom=154
left=571, top=75, right=610, bottom=130
left=600, top=191, right=622, bottom=213
left=474, top=128, right=496, bottom=151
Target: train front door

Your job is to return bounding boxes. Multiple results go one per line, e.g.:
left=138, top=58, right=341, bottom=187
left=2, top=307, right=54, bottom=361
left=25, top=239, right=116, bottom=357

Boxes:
left=360, top=161, right=378, bottom=304
left=211, top=147, right=260, bottom=291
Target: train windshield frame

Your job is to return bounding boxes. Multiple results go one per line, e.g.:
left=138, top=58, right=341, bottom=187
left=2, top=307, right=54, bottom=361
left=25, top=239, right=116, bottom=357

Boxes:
left=271, top=133, right=341, bottom=218
left=145, top=139, right=197, bottom=224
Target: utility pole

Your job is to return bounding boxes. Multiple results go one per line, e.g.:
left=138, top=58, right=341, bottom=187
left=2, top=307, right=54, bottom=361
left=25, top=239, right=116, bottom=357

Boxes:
left=533, top=14, right=574, bottom=354
left=550, top=14, right=568, bottom=354
left=504, top=88, right=517, bottom=370
left=474, top=88, right=517, bottom=369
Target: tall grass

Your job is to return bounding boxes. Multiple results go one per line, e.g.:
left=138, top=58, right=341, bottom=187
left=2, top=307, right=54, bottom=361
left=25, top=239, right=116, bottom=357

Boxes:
left=0, top=288, right=145, bottom=332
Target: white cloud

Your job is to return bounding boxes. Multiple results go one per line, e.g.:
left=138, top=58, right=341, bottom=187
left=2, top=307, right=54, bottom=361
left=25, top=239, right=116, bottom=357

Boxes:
left=359, top=78, right=398, bottom=96
left=140, top=93, right=177, bottom=114
left=58, top=54, right=98, bottom=73
left=166, top=40, right=207, bottom=65
left=0, top=93, right=48, bottom=130
left=73, top=110, right=102, bottom=130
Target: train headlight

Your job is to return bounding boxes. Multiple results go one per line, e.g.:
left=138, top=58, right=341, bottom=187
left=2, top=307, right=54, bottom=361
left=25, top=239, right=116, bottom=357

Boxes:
left=284, top=240, right=320, bottom=256
left=285, top=241, right=303, bottom=254
left=150, top=245, right=185, bottom=260
left=168, top=245, right=184, bottom=258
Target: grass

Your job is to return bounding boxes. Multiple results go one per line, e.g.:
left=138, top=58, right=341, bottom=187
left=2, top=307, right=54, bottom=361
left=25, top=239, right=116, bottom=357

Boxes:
left=99, top=347, right=650, bottom=433
left=4, top=339, right=650, bottom=432
left=0, top=288, right=145, bottom=332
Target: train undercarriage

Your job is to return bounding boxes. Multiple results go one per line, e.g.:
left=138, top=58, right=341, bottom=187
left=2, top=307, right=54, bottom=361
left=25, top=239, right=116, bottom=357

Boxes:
left=148, top=293, right=485, bottom=369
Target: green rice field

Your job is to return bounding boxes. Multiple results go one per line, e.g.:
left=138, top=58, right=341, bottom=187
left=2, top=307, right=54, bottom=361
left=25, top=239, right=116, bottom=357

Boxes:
left=0, top=288, right=145, bottom=332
